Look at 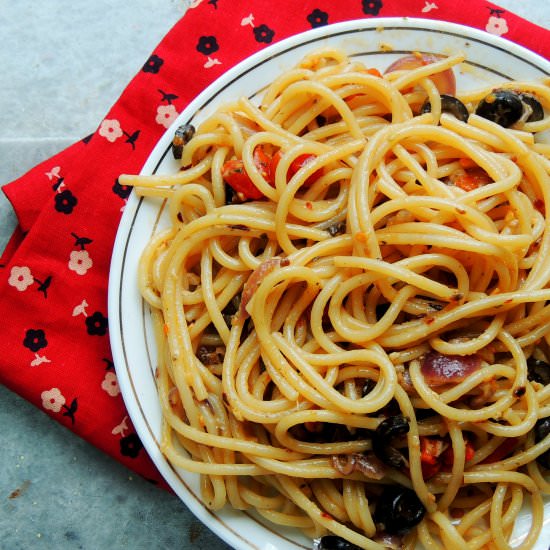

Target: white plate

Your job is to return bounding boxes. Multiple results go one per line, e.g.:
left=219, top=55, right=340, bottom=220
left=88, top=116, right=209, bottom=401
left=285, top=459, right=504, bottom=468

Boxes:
left=109, top=18, right=550, bottom=550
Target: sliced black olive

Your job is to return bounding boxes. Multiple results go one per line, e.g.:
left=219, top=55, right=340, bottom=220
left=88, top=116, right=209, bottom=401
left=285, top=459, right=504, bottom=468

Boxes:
left=421, top=94, right=469, bottom=122
left=172, top=123, right=196, bottom=159
left=519, top=93, right=544, bottom=122
left=316, top=115, right=328, bottom=127
left=314, top=535, right=361, bottom=550
left=372, top=415, right=410, bottom=469
left=327, top=221, right=346, bottom=236
left=534, top=417, right=550, bottom=469
left=374, top=486, right=426, bottom=535
left=375, top=302, right=390, bottom=321
left=475, top=90, right=523, bottom=128
left=527, top=357, right=550, bottom=385
left=291, top=421, right=354, bottom=444
left=362, top=378, right=377, bottom=397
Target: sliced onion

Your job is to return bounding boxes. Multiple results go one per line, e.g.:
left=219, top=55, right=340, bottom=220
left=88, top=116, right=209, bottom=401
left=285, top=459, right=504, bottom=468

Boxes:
left=420, top=351, right=481, bottom=387
left=384, top=53, right=456, bottom=96
left=331, top=453, right=386, bottom=480
left=238, top=257, right=290, bottom=319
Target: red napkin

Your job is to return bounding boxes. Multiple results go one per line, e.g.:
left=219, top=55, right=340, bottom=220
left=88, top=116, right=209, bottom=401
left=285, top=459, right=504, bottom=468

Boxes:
left=1, top=0, right=549, bottom=486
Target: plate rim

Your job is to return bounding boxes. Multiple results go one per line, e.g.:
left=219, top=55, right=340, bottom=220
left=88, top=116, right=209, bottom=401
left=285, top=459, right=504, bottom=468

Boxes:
left=108, top=16, right=550, bottom=550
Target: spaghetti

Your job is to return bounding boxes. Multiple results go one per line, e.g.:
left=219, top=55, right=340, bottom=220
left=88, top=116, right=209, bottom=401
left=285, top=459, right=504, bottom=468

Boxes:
left=120, top=48, right=550, bottom=549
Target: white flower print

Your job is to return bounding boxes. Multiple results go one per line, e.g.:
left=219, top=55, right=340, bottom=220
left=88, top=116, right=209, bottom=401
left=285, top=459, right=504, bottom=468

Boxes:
left=421, top=2, right=438, bottom=13
left=41, top=388, right=66, bottom=413
left=31, top=353, right=51, bottom=367
left=98, top=119, right=123, bottom=142
left=68, top=250, right=93, bottom=275
left=101, top=372, right=120, bottom=397
left=241, top=14, right=254, bottom=27
left=8, top=266, right=34, bottom=291
left=204, top=57, right=221, bottom=69
left=72, top=299, right=89, bottom=317
left=155, top=104, right=179, bottom=128
left=45, top=166, right=61, bottom=180
left=486, top=16, right=509, bottom=36
left=112, top=416, right=129, bottom=436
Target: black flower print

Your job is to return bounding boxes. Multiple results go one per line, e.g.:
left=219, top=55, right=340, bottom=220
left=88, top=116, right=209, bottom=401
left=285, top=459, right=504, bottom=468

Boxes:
left=307, top=8, right=329, bottom=28
left=51, top=177, right=64, bottom=192
left=112, top=178, right=132, bottom=199
left=54, top=189, right=77, bottom=214
left=62, top=398, right=78, bottom=425
left=124, top=130, right=140, bottom=150
left=85, top=311, right=108, bottom=336
left=253, top=24, right=275, bottom=44
left=142, top=54, right=164, bottom=74
left=23, top=329, right=47, bottom=352
left=34, top=275, right=52, bottom=298
left=71, top=232, right=93, bottom=250
left=158, top=89, right=178, bottom=104
left=362, top=0, right=383, bottom=15
left=120, top=433, right=143, bottom=458
left=196, top=35, right=219, bottom=56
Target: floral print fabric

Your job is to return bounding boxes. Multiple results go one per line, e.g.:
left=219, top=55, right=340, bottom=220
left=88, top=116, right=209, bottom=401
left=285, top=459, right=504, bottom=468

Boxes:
left=0, top=0, right=548, bottom=485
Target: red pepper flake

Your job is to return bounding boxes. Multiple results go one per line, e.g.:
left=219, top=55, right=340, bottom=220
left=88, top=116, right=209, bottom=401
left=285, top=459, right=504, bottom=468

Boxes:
left=321, top=512, right=333, bottom=520
left=305, top=201, right=313, bottom=210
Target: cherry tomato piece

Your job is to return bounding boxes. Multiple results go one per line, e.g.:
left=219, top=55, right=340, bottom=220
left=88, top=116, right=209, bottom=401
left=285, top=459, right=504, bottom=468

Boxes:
left=253, top=145, right=271, bottom=180
left=222, top=146, right=273, bottom=200
left=222, top=159, right=263, bottom=200
left=452, top=169, right=492, bottom=192
left=270, top=152, right=322, bottom=188
left=384, top=54, right=456, bottom=96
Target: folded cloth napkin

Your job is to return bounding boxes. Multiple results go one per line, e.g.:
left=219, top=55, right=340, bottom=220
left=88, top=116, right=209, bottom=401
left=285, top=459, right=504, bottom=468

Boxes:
left=1, top=0, right=549, bottom=487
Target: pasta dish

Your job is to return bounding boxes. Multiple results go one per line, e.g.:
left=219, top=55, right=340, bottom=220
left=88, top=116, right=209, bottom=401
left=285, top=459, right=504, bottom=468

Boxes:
left=120, top=48, right=550, bottom=549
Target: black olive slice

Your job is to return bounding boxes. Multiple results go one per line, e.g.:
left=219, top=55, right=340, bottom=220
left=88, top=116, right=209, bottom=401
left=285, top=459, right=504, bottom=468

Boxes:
left=475, top=90, right=523, bottom=128
left=421, top=94, right=469, bottom=122
left=372, top=415, right=410, bottom=469
left=534, top=417, right=550, bottom=469
left=519, top=93, right=544, bottom=122
left=172, top=123, right=196, bottom=159
left=527, top=357, right=550, bottom=385
left=315, top=535, right=361, bottom=550
left=374, top=486, right=426, bottom=535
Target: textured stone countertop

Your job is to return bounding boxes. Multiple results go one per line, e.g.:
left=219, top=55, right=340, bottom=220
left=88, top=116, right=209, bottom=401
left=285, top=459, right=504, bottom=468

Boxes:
left=0, top=2, right=548, bottom=549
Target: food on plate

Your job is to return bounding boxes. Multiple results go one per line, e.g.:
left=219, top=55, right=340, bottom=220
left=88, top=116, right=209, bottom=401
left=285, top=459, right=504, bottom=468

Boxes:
left=120, top=48, right=550, bottom=549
